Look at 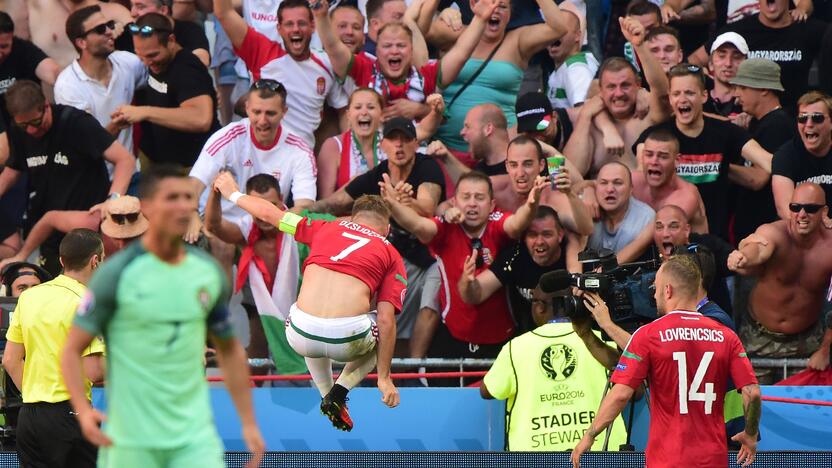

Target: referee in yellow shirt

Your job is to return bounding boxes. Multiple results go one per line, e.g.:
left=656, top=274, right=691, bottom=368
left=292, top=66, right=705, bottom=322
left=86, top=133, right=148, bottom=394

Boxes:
left=2, top=229, right=105, bottom=468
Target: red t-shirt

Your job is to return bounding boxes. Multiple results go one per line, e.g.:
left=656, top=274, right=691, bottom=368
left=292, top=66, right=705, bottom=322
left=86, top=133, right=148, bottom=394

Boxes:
left=348, top=53, right=440, bottom=104
left=612, top=311, right=758, bottom=468
left=428, top=212, right=514, bottom=344
left=295, top=219, right=407, bottom=312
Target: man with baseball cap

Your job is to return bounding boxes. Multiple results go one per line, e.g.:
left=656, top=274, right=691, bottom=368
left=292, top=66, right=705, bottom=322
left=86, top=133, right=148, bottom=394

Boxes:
left=516, top=92, right=575, bottom=152
left=706, top=32, right=748, bottom=119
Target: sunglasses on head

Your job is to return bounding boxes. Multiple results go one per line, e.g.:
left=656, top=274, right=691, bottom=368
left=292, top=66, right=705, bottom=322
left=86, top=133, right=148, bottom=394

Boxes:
left=471, top=238, right=484, bottom=268
left=788, top=203, right=824, bottom=214
left=251, top=79, right=285, bottom=92
left=83, top=20, right=115, bottom=37
left=127, top=23, right=171, bottom=36
left=111, top=212, right=140, bottom=225
left=14, top=105, right=46, bottom=130
left=797, top=112, right=826, bottom=124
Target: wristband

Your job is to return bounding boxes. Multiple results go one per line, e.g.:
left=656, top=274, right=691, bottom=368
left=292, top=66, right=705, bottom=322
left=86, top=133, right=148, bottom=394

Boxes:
left=108, top=192, right=121, bottom=201
left=278, top=212, right=303, bottom=235
left=229, top=191, right=245, bottom=204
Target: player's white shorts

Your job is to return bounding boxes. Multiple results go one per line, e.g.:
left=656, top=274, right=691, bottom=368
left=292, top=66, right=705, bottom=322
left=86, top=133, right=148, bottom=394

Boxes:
left=285, top=303, right=378, bottom=362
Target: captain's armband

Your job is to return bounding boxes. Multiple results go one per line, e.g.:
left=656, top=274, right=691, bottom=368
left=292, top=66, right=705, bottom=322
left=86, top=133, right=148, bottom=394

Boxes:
left=278, top=212, right=304, bottom=235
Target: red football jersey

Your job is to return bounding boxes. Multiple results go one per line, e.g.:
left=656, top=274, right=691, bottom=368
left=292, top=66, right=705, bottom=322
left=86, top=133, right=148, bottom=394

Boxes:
left=612, top=311, right=758, bottom=468
left=428, top=212, right=514, bottom=344
left=295, top=219, right=407, bottom=312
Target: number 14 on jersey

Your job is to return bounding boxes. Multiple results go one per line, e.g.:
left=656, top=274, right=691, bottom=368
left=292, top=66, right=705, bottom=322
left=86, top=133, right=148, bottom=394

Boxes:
left=673, top=351, right=717, bottom=415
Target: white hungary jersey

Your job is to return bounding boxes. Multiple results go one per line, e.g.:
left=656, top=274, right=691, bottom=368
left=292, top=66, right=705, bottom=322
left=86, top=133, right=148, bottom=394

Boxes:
left=190, top=119, right=318, bottom=226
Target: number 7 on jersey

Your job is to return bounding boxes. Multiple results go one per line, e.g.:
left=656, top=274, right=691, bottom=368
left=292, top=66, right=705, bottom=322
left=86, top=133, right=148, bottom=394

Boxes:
left=330, top=233, right=371, bottom=261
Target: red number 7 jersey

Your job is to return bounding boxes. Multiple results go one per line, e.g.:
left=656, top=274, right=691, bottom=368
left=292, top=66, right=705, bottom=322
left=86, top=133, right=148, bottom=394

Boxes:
left=294, top=218, right=408, bottom=312
left=611, top=311, right=757, bottom=468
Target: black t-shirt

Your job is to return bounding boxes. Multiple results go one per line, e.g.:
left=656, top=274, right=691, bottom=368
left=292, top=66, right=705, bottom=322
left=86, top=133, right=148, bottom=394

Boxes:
left=346, top=155, right=446, bottom=267
left=734, top=108, right=792, bottom=241
left=704, top=77, right=743, bottom=118
left=707, top=15, right=828, bottom=111
left=6, top=105, right=112, bottom=224
left=473, top=159, right=507, bottom=176
left=635, top=117, right=750, bottom=242
left=115, top=19, right=210, bottom=54
left=772, top=137, right=832, bottom=207
left=689, top=233, right=733, bottom=316
left=490, top=241, right=567, bottom=335
left=0, top=37, right=47, bottom=126
left=675, top=1, right=710, bottom=56
left=137, top=50, right=219, bottom=166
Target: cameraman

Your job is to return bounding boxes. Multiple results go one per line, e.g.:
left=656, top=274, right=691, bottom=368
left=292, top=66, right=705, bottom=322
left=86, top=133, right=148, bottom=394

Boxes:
left=480, top=288, right=627, bottom=451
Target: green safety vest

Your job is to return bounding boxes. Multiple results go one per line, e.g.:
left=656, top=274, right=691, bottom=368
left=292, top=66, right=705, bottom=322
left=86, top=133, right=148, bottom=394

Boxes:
left=483, top=322, right=628, bottom=451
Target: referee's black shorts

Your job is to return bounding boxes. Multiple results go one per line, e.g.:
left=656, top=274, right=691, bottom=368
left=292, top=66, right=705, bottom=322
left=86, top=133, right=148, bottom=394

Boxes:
left=16, top=400, right=96, bottom=468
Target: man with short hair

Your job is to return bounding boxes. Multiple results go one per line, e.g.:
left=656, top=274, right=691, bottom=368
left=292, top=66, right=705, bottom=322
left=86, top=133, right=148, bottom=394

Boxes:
left=771, top=91, right=832, bottom=216
left=516, top=91, right=575, bottom=151
left=384, top=170, right=547, bottom=355
left=564, top=17, right=670, bottom=177
left=331, top=3, right=366, bottom=55
left=572, top=255, right=761, bottom=468
left=62, top=165, right=265, bottom=467
left=119, top=0, right=210, bottom=65
left=633, top=64, right=773, bottom=242
left=632, top=128, right=709, bottom=233
left=57, top=5, right=146, bottom=180
left=114, top=12, right=219, bottom=169
left=545, top=10, right=598, bottom=108
left=1, top=262, right=50, bottom=298
left=729, top=183, right=832, bottom=382
left=622, top=0, right=662, bottom=72
left=705, top=32, right=747, bottom=119
left=216, top=173, right=405, bottom=432
left=0, top=80, right=135, bottom=274
left=588, top=162, right=655, bottom=263
left=645, top=25, right=683, bottom=73
left=214, top=0, right=348, bottom=147
left=364, top=0, right=406, bottom=57
left=730, top=58, right=788, bottom=246
left=434, top=103, right=511, bottom=179
left=459, top=205, right=581, bottom=334
left=3, top=228, right=106, bottom=468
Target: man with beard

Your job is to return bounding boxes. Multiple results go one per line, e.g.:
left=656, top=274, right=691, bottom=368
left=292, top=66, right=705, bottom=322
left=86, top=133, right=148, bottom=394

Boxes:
left=57, top=5, right=145, bottom=182
left=689, top=0, right=828, bottom=113
left=564, top=17, right=670, bottom=177
left=214, top=0, right=348, bottom=147
left=572, top=255, right=760, bottom=468
left=772, top=91, right=832, bottom=215
left=112, top=12, right=219, bottom=170
left=729, top=183, right=832, bottom=382
left=633, top=64, right=773, bottom=243
left=705, top=32, right=747, bottom=120
left=632, top=128, right=709, bottom=233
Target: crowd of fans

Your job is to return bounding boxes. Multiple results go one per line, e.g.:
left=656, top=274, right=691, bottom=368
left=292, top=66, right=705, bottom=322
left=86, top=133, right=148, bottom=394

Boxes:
left=1, top=0, right=832, bottom=387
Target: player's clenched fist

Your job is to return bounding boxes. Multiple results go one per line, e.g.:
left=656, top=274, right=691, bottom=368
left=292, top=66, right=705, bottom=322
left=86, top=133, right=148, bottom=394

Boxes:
left=378, top=378, right=400, bottom=408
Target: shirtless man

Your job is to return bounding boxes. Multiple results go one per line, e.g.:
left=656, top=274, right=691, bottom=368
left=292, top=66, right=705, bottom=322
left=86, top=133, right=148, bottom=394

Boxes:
left=632, top=128, right=708, bottom=233
left=563, top=17, right=670, bottom=177
left=215, top=173, right=404, bottom=432
left=728, top=183, right=832, bottom=383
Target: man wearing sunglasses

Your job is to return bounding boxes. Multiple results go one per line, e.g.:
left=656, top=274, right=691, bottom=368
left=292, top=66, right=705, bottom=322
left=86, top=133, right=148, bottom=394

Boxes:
left=115, top=0, right=210, bottom=66
left=728, top=182, right=832, bottom=383
left=56, top=5, right=146, bottom=184
left=772, top=91, right=832, bottom=219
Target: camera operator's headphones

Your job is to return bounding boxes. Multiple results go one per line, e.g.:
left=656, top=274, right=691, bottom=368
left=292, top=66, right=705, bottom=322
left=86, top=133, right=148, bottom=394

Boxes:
left=670, top=243, right=716, bottom=291
left=1, top=262, right=53, bottom=297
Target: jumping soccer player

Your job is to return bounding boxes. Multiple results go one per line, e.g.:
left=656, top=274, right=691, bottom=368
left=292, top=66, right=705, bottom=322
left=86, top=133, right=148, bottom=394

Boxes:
left=214, top=171, right=405, bottom=432
left=61, top=166, right=265, bottom=468
left=571, top=255, right=761, bottom=468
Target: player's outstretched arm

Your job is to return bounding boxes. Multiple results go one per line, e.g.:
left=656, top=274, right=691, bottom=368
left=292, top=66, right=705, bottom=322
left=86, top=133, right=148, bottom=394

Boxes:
left=211, top=334, right=266, bottom=467
left=215, top=172, right=286, bottom=229
left=376, top=302, right=400, bottom=408
left=731, top=383, right=761, bottom=467
left=571, top=383, right=635, bottom=467
left=61, top=326, right=112, bottom=447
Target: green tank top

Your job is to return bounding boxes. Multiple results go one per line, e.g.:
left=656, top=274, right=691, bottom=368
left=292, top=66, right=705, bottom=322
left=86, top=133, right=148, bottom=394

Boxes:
left=438, top=59, right=524, bottom=152
left=483, top=322, right=628, bottom=451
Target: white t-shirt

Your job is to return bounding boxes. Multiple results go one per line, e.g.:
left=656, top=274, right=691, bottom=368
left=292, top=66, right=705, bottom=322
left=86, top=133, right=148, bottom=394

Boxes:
left=235, top=27, right=348, bottom=147
left=53, top=51, right=146, bottom=177
left=546, top=51, right=599, bottom=108
left=190, top=119, right=318, bottom=225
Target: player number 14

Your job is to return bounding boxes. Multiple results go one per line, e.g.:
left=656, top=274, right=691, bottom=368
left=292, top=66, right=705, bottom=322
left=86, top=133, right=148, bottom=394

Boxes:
left=330, top=233, right=371, bottom=261
left=672, top=351, right=717, bottom=415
